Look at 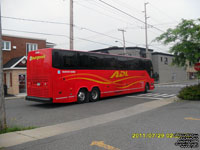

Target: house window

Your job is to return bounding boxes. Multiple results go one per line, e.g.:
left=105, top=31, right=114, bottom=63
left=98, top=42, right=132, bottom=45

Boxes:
left=160, top=57, right=163, bottom=62
left=2, top=41, right=11, bottom=51
left=26, top=43, right=38, bottom=55
left=164, top=57, right=168, bottom=65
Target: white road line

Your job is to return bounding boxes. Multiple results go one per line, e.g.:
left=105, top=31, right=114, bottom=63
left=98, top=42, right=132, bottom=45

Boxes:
left=127, top=96, right=162, bottom=100
left=150, top=93, right=165, bottom=97
left=137, top=93, right=157, bottom=96
left=162, top=94, right=176, bottom=98
left=135, top=93, right=177, bottom=99
left=153, top=94, right=170, bottom=97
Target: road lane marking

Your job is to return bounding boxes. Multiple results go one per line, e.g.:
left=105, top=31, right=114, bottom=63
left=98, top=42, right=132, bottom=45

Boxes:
left=0, top=97, right=176, bottom=147
left=161, top=94, right=176, bottom=98
left=137, top=93, right=158, bottom=96
left=90, top=141, right=120, bottom=150
left=127, top=96, right=162, bottom=100
left=184, top=117, right=200, bottom=121
left=133, top=93, right=176, bottom=99
left=154, top=94, right=169, bottom=97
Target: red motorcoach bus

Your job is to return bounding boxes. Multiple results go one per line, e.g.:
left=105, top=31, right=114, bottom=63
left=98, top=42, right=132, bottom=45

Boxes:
left=26, top=48, right=154, bottom=103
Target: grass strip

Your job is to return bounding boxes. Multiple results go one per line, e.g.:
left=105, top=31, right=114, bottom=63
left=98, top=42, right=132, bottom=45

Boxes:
left=0, top=126, right=36, bottom=134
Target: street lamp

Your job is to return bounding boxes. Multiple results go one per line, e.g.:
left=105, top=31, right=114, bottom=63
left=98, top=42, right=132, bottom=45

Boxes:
left=115, top=40, right=127, bottom=55
left=118, top=29, right=126, bottom=55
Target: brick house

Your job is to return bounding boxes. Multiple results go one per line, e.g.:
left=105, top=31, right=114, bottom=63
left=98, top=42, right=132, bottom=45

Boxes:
left=2, top=35, right=55, bottom=95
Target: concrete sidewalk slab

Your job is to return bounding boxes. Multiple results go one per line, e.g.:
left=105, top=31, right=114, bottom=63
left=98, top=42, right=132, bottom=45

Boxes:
left=0, top=97, right=177, bottom=148
left=5, top=93, right=26, bottom=100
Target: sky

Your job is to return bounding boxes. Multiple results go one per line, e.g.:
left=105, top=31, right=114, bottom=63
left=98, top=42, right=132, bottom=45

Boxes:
left=1, top=0, right=200, bottom=53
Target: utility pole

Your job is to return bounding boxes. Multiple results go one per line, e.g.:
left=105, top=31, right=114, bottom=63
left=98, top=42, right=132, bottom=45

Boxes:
left=118, top=29, right=126, bottom=55
left=69, top=0, right=74, bottom=50
left=0, top=1, right=7, bottom=131
left=144, top=2, right=149, bottom=58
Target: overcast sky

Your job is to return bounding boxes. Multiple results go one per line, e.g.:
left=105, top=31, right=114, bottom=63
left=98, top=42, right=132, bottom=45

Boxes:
left=1, top=0, right=200, bottom=53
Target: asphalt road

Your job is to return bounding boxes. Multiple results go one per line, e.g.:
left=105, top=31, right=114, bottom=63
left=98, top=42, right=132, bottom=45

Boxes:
left=6, top=100, right=200, bottom=150
left=3, top=80, right=199, bottom=150
left=5, top=81, right=190, bottom=127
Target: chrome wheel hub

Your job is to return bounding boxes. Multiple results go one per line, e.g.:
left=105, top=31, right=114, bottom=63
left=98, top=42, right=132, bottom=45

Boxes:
left=78, top=92, right=85, bottom=101
left=91, top=90, right=98, bottom=100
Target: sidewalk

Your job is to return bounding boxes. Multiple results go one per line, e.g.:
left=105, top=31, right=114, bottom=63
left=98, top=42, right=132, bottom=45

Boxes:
left=5, top=93, right=26, bottom=100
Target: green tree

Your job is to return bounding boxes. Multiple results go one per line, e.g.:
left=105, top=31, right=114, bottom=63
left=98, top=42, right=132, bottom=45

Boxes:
left=155, top=19, right=200, bottom=66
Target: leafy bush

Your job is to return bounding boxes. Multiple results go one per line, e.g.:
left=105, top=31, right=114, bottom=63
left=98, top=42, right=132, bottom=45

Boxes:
left=178, top=84, right=200, bottom=100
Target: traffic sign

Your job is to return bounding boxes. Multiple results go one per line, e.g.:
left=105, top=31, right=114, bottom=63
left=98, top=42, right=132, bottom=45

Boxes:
left=194, top=63, right=200, bottom=71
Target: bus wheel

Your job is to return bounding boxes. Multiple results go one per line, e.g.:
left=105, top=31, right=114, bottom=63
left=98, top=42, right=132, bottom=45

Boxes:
left=89, top=88, right=100, bottom=102
left=144, top=83, right=149, bottom=93
left=77, top=89, right=88, bottom=103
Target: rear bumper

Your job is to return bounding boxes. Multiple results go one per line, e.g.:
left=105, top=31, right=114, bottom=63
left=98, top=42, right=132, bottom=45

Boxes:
left=26, top=96, right=53, bottom=103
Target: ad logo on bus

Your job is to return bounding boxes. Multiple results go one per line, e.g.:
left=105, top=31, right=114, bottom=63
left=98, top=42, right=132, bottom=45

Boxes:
left=110, top=71, right=128, bottom=79
left=30, top=55, right=45, bottom=61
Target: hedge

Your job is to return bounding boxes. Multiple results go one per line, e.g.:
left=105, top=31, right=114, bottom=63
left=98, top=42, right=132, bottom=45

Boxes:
left=178, top=84, right=200, bottom=100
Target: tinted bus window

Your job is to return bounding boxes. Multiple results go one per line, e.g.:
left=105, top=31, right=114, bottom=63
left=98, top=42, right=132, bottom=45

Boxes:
left=139, top=59, right=145, bottom=70
left=87, top=53, right=105, bottom=70
left=52, top=49, right=153, bottom=74
left=144, top=60, right=153, bottom=77
left=61, top=51, right=77, bottom=69
left=77, top=52, right=89, bottom=69
left=130, top=58, right=140, bottom=70
left=104, top=55, right=118, bottom=70
left=117, top=56, right=127, bottom=70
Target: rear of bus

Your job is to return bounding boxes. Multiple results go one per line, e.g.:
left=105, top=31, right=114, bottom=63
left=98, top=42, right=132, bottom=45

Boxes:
left=26, top=48, right=53, bottom=102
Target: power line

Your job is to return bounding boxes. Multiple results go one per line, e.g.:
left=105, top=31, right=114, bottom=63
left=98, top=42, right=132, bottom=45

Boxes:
left=149, top=3, right=178, bottom=23
left=98, top=0, right=145, bottom=24
left=2, top=16, right=70, bottom=25
left=74, top=1, right=135, bottom=26
left=88, top=0, right=132, bottom=20
left=151, top=22, right=178, bottom=27
left=2, top=28, right=113, bottom=47
left=96, top=0, right=165, bottom=32
left=2, top=15, right=137, bottom=46
left=109, top=0, right=143, bottom=16
left=81, top=0, right=139, bottom=27
left=80, top=27, right=137, bottom=45
left=149, top=44, right=169, bottom=52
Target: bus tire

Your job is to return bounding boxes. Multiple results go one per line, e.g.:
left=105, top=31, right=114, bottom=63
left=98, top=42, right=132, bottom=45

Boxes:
left=77, top=89, right=88, bottom=103
left=89, top=87, right=100, bottom=102
left=144, top=83, right=149, bottom=93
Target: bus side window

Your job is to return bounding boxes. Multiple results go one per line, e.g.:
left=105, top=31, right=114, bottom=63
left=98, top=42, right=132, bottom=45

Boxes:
left=117, top=56, right=127, bottom=70
left=62, top=51, right=77, bottom=69
left=87, top=53, right=105, bottom=70
left=104, top=55, right=117, bottom=70
left=78, top=52, right=89, bottom=69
